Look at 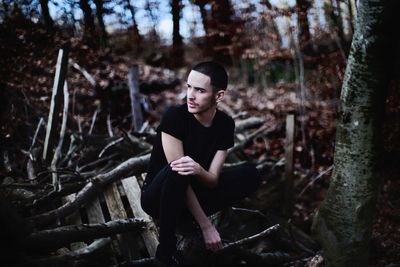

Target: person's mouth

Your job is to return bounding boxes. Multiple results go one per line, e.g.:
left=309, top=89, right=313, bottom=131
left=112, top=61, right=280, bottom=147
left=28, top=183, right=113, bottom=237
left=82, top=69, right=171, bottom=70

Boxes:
left=188, top=102, right=197, bottom=108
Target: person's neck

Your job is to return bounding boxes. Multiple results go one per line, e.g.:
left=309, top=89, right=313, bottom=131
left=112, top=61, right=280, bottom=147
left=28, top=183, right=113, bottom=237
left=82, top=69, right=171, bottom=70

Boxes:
left=194, top=106, right=217, bottom=127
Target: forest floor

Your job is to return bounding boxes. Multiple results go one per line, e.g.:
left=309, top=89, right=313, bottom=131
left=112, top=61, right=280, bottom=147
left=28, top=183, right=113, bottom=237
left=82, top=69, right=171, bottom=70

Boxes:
left=1, top=25, right=400, bottom=266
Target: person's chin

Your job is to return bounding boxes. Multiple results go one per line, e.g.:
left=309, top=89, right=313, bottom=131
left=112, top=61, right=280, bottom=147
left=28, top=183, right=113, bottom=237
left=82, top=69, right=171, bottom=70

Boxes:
left=187, top=105, right=198, bottom=113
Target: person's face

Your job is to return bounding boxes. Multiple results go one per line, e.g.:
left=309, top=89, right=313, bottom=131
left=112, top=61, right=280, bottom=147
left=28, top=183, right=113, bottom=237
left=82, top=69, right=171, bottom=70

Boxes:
left=186, top=70, right=224, bottom=114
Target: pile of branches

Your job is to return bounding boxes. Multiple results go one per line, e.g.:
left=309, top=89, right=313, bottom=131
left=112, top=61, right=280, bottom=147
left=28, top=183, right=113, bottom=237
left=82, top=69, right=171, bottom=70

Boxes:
left=0, top=47, right=322, bottom=266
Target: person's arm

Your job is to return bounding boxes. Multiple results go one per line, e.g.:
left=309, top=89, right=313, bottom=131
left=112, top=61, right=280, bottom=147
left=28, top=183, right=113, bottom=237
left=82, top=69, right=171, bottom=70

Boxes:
left=170, top=150, right=227, bottom=188
left=161, top=132, right=184, bottom=162
left=161, top=131, right=225, bottom=251
left=186, top=184, right=223, bottom=251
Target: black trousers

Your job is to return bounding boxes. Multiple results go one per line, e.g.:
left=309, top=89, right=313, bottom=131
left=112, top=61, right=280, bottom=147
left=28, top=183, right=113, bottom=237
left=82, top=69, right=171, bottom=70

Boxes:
left=140, top=163, right=261, bottom=257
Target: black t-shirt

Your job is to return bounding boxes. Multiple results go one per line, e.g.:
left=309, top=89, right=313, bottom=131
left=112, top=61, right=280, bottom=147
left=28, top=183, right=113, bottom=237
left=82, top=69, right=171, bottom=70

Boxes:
left=146, top=103, right=235, bottom=182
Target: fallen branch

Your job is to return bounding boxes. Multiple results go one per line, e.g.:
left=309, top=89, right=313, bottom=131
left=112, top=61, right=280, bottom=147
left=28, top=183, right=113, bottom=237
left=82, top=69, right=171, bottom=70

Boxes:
left=221, top=224, right=280, bottom=252
left=235, top=117, right=265, bottom=132
left=69, top=59, right=96, bottom=86
left=23, top=218, right=148, bottom=249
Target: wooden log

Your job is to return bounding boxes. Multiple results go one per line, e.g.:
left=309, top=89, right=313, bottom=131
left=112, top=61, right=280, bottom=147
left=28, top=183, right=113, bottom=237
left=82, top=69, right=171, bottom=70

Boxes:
left=104, top=183, right=140, bottom=260
left=43, top=48, right=69, bottom=162
left=235, top=117, right=265, bottom=132
left=121, top=176, right=159, bottom=257
left=284, top=114, right=295, bottom=216
left=23, top=218, right=147, bottom=249
left=127, top=65, right=143, bottom=131
left=62, top=193, right=86, bottom=250
left=86, top=197, right=105, bottom=224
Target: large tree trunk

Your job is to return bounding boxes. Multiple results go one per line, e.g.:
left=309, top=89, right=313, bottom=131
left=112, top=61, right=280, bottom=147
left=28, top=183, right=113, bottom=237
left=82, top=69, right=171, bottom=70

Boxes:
left=39, top=0, right=54, bottom=32
left=312, top=1, right=396, bottom=266
left=171, top=0, right=184, bottom=67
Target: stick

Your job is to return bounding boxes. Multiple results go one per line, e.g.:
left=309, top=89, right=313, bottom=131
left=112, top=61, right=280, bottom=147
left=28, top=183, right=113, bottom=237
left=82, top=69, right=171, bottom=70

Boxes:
left=98, top=137, right=124, bottom=158
left=221, top=224, right=280, bottom=251
left=69, top=59, right=96, bottom=86
left=284, top=114, right=295, bottom=216
left=43, top=48, right=69, bottom=162
left=28, top=117, right=44, bottom=158
left=50, top=82, right=69, bottom=191
left=107, top=113, right=114, bottom=137
left=88, top=109, right=98, bottom=135
left=127, top=65, right=143, bottom=131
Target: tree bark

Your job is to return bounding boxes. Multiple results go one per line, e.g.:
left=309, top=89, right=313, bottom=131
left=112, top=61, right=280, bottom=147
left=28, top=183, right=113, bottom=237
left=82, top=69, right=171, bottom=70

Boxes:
left=39, top=0, right=54, bottom=32
left=94, top=0, right=108, bottom=46
left=79, top=0, right=96, bottom=39
left=171, top=0, right=184, bottom=67
left=296, top=0, right=312, bottom=55
left=312, top=1, right=396, bottom=266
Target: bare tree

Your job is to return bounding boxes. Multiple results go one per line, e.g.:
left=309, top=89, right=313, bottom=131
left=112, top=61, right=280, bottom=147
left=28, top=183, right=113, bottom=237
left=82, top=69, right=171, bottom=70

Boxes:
left=39, top=0, right=54, bottom=31
left=79, top=0, right=96, bottom=39
left=93, top=0, right=108, bottom=45
left=171, top=0, right=183, bottom=67
left=296, top=0, right=312, bottom=55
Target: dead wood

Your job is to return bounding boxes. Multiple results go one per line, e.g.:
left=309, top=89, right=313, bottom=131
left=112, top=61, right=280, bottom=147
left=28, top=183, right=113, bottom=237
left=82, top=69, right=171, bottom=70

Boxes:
left=220, top=224, right=280, bottom=252
left=23, top=218, right=148, bottom=250
left=29, top=154, right=150, bottom=227
left=31, top=237, right=111, bottom=267
left=235, top=117, right=265, bottom=132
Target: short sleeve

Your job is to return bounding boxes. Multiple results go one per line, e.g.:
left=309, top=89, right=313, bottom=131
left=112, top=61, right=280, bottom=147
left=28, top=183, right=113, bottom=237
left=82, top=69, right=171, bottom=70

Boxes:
left=217, top=116, right=235, bottom=150
left=158, top=106, right=184, bottom=140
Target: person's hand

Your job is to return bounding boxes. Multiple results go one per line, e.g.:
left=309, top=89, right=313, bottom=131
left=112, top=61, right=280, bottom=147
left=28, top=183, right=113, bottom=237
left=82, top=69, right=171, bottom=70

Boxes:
left=201, top=224, right=223, bottom=252
left=170, top=156, right=202, bottom=176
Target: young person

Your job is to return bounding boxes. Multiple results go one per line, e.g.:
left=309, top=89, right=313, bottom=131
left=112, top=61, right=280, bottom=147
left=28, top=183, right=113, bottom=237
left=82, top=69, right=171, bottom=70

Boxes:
left=140, top=61, right=261, bottom=266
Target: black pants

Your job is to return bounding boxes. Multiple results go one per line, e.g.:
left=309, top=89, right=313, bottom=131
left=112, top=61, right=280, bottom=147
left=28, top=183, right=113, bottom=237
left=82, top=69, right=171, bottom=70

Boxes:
left=140, top=163, right=261, bottom=257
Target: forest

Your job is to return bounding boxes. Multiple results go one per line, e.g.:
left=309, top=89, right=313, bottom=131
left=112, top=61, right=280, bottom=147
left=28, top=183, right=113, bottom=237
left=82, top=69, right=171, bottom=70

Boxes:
left=0, top=0, right=399, bottom=266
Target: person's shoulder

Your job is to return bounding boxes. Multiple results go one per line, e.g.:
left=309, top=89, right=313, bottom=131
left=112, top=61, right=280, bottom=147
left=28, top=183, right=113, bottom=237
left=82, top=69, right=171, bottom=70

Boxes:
left=164, top=103, right=187, bottom=117
left=216, top=109, right=234, bottom=127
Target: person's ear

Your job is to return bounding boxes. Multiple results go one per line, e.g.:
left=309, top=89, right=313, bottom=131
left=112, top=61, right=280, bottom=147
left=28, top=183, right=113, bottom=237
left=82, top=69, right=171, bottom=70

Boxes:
left=215, top=90, right=225, bottom=103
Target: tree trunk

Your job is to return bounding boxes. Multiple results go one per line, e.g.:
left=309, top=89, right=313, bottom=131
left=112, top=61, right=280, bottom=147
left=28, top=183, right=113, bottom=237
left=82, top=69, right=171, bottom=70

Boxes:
left=194, top=1, right=211, bottom=56
left=39, top=0, right=54, bottom=32
left=296, top=0, right=312, bottom=55
left=210, top=0, right=234, bottom=63
left=312, top=1, right=396, bottom=266
left=94, top=0, right=108, bottom=46
left=126, top=0, right=142, bottom=52
left=171, top=0, right=183, bottom=67
left=347, top=0, right=355, bottom=37
left=79, top=0, right=96, bottom=39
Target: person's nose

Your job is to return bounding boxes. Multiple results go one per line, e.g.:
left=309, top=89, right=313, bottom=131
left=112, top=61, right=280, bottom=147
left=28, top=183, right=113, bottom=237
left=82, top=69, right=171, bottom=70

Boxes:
left=187, top=87, right=195, bottom=100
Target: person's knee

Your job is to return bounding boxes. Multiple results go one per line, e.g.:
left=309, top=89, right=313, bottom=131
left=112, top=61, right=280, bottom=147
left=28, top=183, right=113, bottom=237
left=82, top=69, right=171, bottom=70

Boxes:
left=244, top=163, right=262, bottom=192
left=165, top=165, right=188, bottom=184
